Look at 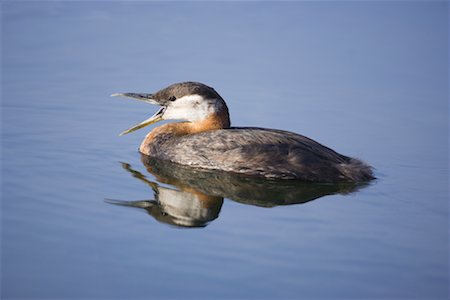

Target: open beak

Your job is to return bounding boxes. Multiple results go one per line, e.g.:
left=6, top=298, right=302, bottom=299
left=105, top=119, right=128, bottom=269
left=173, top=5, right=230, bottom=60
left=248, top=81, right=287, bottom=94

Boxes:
left=111, top=93, right=166, bottom=136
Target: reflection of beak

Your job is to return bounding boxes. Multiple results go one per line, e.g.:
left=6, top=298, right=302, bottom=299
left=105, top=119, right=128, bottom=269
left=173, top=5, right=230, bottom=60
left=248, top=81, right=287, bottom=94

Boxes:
left=105, top=198, right=157, bottom=209
left=111, top=93, right=166, bottom=136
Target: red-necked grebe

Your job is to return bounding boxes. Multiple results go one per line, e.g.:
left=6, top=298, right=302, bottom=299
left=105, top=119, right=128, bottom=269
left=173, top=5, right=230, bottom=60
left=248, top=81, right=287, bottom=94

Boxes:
left=112, top=82, right=374, bottom=182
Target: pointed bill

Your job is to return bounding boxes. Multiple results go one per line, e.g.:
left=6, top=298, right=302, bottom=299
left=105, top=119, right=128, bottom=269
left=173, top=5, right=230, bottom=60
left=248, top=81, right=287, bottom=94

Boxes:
left=119, top=106, right=165, bottom=136
left=111, top=93, right=158, bottom=104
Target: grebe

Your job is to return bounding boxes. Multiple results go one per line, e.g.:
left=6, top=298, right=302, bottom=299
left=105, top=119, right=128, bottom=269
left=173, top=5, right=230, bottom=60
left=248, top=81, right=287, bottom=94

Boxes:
left=112, top=82, right=374, bottom=182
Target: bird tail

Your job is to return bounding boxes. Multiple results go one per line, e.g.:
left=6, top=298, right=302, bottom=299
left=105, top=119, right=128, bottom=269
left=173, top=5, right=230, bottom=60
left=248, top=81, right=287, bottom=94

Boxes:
left=339, top=158, right=375, bottom=182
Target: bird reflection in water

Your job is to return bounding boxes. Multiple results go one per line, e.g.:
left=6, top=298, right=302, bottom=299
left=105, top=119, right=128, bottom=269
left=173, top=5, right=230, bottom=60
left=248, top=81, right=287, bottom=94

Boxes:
left=106, top=155, right=370, bottom=228
left=106, top=162, right=223, bottom=228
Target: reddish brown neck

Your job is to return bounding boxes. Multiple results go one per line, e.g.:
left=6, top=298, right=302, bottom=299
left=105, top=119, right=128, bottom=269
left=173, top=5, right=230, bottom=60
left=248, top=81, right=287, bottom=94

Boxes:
left=188, top=111, right=230, bottom=133
left=140, top=112, right=230, bottom=154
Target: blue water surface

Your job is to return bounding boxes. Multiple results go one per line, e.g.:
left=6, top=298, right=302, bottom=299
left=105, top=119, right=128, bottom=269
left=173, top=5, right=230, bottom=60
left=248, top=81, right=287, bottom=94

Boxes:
left=1, top=2, right=449, bottom=299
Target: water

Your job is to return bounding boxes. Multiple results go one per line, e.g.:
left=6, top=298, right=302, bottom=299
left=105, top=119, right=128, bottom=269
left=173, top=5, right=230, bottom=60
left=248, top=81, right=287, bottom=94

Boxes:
left=1, top=2, right=448, bottom=299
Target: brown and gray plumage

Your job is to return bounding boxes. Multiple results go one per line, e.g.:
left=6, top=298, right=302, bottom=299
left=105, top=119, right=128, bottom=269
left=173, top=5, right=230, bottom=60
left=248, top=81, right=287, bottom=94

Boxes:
left=112, top=81, right=374, bottom=182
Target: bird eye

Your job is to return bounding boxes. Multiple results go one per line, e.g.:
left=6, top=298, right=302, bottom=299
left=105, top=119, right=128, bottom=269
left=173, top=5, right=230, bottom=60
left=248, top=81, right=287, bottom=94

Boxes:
left=168, top=96, right=176, bottom=102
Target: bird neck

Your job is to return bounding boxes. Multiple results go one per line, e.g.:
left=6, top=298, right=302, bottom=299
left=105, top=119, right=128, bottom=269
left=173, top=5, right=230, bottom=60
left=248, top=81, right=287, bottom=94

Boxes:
left=188, top=111, right=230, bottom=133
left=141, top=112, right=230, bottom=151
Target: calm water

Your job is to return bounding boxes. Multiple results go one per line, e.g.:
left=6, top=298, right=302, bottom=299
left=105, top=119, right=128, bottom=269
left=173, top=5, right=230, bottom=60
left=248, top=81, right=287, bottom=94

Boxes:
left=1, top=2, right=449, bottom=299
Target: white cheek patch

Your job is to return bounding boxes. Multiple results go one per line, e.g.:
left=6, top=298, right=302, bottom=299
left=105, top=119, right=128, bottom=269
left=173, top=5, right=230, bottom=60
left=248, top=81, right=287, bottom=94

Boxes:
left=163, top=94, right=222, bottom=122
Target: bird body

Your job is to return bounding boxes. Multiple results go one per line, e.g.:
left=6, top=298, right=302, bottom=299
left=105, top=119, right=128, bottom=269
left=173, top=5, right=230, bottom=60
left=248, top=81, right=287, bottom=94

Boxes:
left=113, top=82, right=374, bottom=182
